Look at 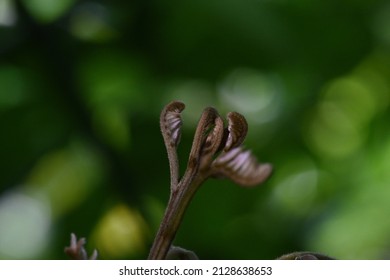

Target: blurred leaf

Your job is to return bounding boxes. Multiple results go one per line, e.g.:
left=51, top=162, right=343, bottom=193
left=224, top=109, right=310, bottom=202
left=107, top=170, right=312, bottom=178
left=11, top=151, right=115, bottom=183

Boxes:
left=69, top=2, right=118, bottom=42
left=26, top=141, right=105, bottom=218
left=0, top=65, right=31, bottom=110
left=77, top=48, right=149, bottom=111
left=21, top=0, right=76, bottom=23
left=92, top=107, right=131, bottom=152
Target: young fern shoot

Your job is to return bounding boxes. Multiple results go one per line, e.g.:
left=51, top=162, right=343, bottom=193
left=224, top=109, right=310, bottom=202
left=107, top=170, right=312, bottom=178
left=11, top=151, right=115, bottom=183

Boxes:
left=64, top=101, right=334, bottom=260
left=148, top=101, right=273, bottom=260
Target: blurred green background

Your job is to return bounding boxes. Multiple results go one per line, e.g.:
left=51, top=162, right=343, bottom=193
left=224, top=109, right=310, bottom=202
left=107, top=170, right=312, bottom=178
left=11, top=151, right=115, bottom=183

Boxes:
left=1, top=0, right=390, bottom=260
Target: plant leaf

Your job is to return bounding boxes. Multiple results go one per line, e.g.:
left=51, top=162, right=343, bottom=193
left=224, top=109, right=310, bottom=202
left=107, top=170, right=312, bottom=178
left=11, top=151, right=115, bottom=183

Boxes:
left=211, top=147, right=272, bottom=187
left=224, top=112, right=248, bottom=151
left=187, top=107, right=224, bottom=172
left=199, top=114, right=225, bottom=170
left=160, top=101, right=185, bottom=147
left=160, top=101, right=185, bottom=190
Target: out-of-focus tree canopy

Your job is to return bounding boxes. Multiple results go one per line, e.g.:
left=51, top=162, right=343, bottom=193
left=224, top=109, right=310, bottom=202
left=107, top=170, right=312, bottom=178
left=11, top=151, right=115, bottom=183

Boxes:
left=1, top=0, right=390, bottom=259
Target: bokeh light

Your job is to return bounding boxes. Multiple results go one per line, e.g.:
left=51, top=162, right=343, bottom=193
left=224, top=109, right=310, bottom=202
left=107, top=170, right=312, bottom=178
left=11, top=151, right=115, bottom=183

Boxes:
left=218, top=68, right=282, bottom=126
left=91, top=204, right=149, bottom=259
left=270, top=156, right=319, bottom=217
left=0, top=191, right=51, bottom=259
left=0, top=0, right=16, bottom=26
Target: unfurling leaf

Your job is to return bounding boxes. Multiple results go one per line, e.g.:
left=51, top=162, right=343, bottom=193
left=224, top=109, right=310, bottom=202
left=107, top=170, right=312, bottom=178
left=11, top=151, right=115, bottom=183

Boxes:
left=187, top=107, right=224, bottom=171
left=160, top=101, right=185, bottom=147
left=149, top=101, right=273, bottom=260
left=224, top=112, right=248, bottom=151
left=211, top=146, right=272, bottom=187
left=160, top=101, right=185, bottom=190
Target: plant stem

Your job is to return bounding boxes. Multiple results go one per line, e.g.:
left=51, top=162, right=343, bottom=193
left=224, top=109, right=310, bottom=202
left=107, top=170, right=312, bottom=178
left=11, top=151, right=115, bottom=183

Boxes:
left=148, top=174, right=204, bottom=260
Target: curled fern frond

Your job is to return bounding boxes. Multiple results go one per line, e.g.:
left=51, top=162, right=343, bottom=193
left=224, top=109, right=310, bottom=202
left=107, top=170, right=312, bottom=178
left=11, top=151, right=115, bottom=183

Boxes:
left=187, top=107, right=223, bottom=170
left=149, top=101, right=273, bottom=260
left=224, top=112, right=248, bottom=151
left=160, top=101, right=185, bottom=147
left=160, top=101, right=186, bottom=190
left=211, top=146, right=272, bottom=187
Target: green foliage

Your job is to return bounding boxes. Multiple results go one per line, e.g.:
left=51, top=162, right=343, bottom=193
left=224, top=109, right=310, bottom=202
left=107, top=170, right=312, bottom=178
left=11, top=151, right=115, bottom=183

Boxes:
left=1, top=0, right=390, bottom=259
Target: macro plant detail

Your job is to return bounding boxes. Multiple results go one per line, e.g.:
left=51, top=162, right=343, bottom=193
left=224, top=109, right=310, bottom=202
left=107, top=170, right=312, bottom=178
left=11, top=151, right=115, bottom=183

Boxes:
left=148, top=101, right=273, bottom=260
left=64, top=101, right=334, bottom=260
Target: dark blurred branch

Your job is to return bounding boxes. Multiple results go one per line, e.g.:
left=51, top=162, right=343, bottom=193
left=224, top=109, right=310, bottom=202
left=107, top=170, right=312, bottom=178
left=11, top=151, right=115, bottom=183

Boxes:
left=14, top=0, right=141, bottom=207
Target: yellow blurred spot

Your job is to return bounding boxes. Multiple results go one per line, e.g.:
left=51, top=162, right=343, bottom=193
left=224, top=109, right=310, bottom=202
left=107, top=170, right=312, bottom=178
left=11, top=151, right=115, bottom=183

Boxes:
left=91, top=204, right=149, bottom=259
